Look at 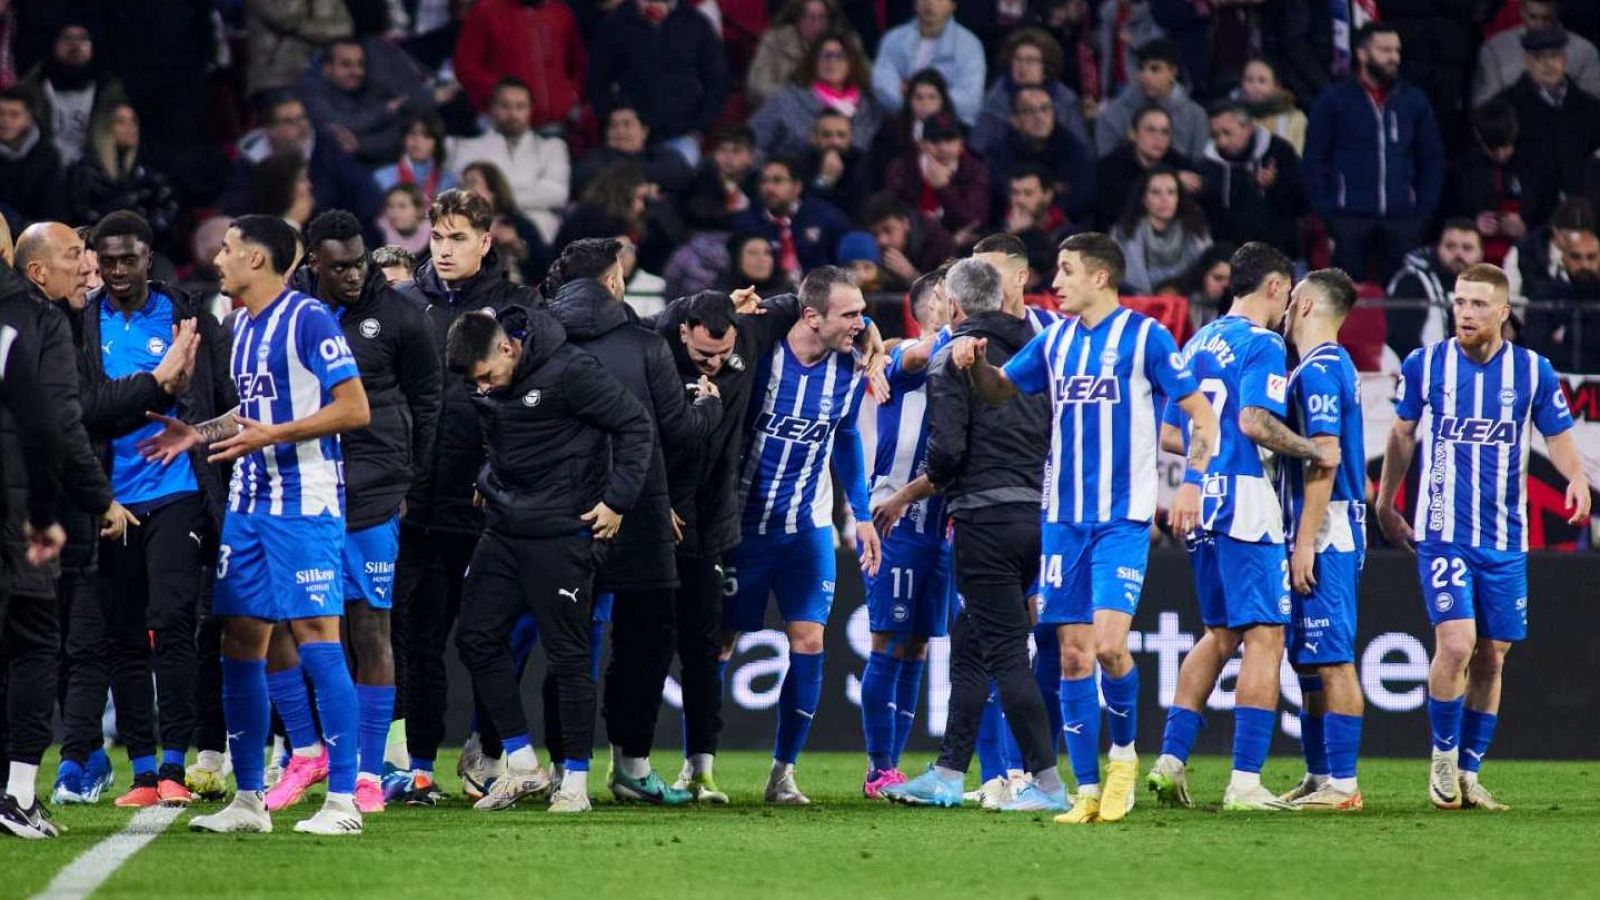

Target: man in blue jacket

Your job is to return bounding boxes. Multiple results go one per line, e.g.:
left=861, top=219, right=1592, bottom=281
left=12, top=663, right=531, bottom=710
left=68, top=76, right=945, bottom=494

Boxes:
left=1303, top=22, right=1445, bottom=283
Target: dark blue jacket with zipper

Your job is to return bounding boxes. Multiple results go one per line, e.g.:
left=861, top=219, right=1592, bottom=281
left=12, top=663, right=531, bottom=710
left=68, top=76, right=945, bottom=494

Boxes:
left=1303, top=77, right=1445, bottom=221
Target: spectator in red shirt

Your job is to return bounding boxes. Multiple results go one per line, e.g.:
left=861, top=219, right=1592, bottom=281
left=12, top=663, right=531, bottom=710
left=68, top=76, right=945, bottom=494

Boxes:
left=884, top=112, right=989, bottom=247
left=454, top=0, right=587, bottom=131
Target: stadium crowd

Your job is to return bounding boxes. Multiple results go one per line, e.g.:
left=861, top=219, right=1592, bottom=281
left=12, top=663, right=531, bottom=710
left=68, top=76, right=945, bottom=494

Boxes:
left=0, top=1, right=1598, bottom=368
left=0, top=0, right=1592, bottom=841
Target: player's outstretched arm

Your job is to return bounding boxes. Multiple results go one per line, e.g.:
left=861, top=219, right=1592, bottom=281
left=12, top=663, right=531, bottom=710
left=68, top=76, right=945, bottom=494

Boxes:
left=1374, top=417, right=1418, bottom=551
left=1239, top=406, right=1330, bottom=465
left=872, top=474, right=939, bottom=539
left=1542, top=430, right=1594, bottom=525
left=951, top=337, right=1016, bottom=404
left=208, top=378, right=371, bottom=464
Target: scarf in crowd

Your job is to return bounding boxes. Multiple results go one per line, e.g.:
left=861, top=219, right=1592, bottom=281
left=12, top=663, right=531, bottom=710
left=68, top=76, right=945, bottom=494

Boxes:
left=1138, top=218, right=1190, bottom=274
left=396, top=157, right=442, bottom=202
left=813, top=82, right=860, bottom=119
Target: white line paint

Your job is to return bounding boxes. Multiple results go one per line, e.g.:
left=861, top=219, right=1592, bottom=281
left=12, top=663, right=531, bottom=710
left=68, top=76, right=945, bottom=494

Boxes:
left=32, top=806, right=182, bottom=900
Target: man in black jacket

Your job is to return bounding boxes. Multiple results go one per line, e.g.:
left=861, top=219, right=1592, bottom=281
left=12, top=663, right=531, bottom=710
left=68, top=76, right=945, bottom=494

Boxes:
left=544, top=238, right=721, bottom=805
left=1197, top=101, right=1306, bottom=259
left=60, top=212, right=227, bottom=809
left=0, top=256, right=70, bottom=840
left=883, top=257, right=1065, bottom=810
left=650, top=288, right=806, bottom=800
left=263, top=210, right=441, bottom=814
left=445, top=304, right=654, bottom=815
left=392, top=189, right=537, bottom=804
left=0, top=231, right=114, bottom=837
left=1496, top=27, right=1600, bottom=234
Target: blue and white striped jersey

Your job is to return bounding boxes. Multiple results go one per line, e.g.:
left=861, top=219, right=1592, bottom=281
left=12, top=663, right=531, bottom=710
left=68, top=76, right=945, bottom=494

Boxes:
left=227, top=289, right=361, bottom=517
left=740, top=339, right=871, bottom=535
left=1004, top=306, right=1196, bottom=524
left=1165, top=314, right=1289, bottom=543
left=1395, top=338, right=1574, bottom=551
left=1281, top=342, right=1366, bottom=553
left=870, top=330, right=954, bottom=543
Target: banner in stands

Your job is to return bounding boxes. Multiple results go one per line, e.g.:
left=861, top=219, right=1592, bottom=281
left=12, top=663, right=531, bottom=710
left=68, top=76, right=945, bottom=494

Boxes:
left=445, top=550, right=1598, bottom=760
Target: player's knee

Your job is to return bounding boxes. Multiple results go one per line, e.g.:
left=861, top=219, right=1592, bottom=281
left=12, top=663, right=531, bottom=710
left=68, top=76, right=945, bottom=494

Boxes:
left=1094, top=637, right=1131, bottom=671
left=1434, top=633, right=1476, bottom=668
left=1060, top=645, right=1094, bottom=679
left=1467, top=644, right=1505, bottom=680
left=903, top=636, right=929, bottom=661
left=788, top=631, right=824, bottom=654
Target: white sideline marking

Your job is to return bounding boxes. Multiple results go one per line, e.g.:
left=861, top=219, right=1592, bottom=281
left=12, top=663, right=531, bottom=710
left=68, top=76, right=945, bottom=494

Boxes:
left=31, top=806, right=182, bottom=900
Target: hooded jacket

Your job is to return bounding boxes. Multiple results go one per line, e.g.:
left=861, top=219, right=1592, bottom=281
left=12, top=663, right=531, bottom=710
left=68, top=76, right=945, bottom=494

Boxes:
left=1198, top=125, right=1306, bottom=257
left=472, top=304, right=654, bottom=539
left=547, top=278, right=721, bottom=590
left=399, top=249, right=539, bottom=535
left=0, top=124, right=65, bottom=223
left=0, top=275, right=113, bottom=594
left=0, top=268, right=62, bottom=545
left=924, top=310, right=1051, bottom=523
left=1384, top=246, right=1457, bottom=358
left=291, top=267, right=442, bottom=531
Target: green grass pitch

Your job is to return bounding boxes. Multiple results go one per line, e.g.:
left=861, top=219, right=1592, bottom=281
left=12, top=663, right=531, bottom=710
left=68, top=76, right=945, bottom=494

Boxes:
left=8, top=752, right=1600, bottom=899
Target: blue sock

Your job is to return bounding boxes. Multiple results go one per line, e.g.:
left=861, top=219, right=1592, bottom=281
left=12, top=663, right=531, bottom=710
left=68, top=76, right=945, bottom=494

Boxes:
left=976, top=689, right=1006, bottom=782
left=860, top=651, right=898, bottom=772
left=1160, top=707, right=1203, bottom=763
left=265, top=665, right=319, bottom=751
left=88, top=748, right=111, bottom=776
left=221, top=657, right=270, bottom=792
left=773, top=651, right=824, bottom=765
left=130, top=754, right=157, bottom=778
left=1427, top=694, right=1465, bottom=753
left=891, top=657, right=925, bottom=766
left=1324, top=713, right=1363, bottom=780
left=564, top=758, right=590, bottom=773
left=300, top=642, right=359, bottom=794
left=502, top=733, right=531, bottom=754
left=1032, top=625, right=1063, bottom=749
left=588, top=620, right=606, bottom=682
left=1299, top=710, right=1328, bottom=775
left=161, top=748, right=186, bottom=769
left=1231, top=706, right=1275, bottom=774
left=1059, top=676, right=1102, bottom=788
left=1100, top=667, right=1140, bottom=748
left=1297, top=675, right=1327, bottom=775
left=355, top=684, right=395, bottom=778
left=1458, top=709, right=1497, bottom=774
left=57, top=759, right=84, bottom=789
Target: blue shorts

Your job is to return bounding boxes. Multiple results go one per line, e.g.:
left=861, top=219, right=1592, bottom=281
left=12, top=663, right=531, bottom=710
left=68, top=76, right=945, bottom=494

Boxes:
left=864, top=534, right=951, bottom=638
left=1416, top=543, right=1528, bottom=642
left=342, top=515, right=400, bottom=609
left=1187, top=533, right=1289, bottom=630
left=1037, top=519, right=1150, bottom=625
left=1288, top=548, right=1364, bottom=666
left=723, top=527, right=836, bottom=632
left=215, top=512, right=345, bottom=621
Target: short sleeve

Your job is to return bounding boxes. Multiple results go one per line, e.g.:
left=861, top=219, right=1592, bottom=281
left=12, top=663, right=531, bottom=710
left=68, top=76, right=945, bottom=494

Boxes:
left=1532, top=355, right=1575, bottom=437
left=1394, top=348, right=1425, bottom=422
left=1238, top=331, right=1288, bottom=417
left=295, top=303, right=361, bottom=392
left=1142, top=322, right=1198, bottom=401
left=1001, top=326, right=1054, bottom=396
left=1294, top=360, right=1343, bottom=438
left=885, top=341, right=926, bottom=393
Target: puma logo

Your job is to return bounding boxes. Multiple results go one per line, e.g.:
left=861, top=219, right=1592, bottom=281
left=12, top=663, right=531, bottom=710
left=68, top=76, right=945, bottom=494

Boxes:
left=1063, top=723, right=1084, bottom=735
left=558, top=587, right=580, bottom=603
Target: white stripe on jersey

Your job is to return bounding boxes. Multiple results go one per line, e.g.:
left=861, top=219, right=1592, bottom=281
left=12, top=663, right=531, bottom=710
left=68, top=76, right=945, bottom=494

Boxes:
left=1096, top=311, right=1131, bottom=520
left=1440, top=347, right=1458, bottom=543
left=1070, top=333, right=1090, bottom=519
left=875, top=390, right=926, bottom=504
left=790, top=360, right=838, bottom=532
left=1517, top=348, right=1537, bottom=552
left=1412, top=342, right=1437, bottom=538
left=1128, top=318, right=1156, bottom=521
left=1044, top=320, right=1078, bottom=521
left=1470, top=369, right=1483, bottom=547
left=256, top=298, right=294, bottom=516
left=285, top=300, right=339, bottom=517
left=758, top=365, right=802, bottom=535
left=1493, top=349, right=1513, bottom=551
